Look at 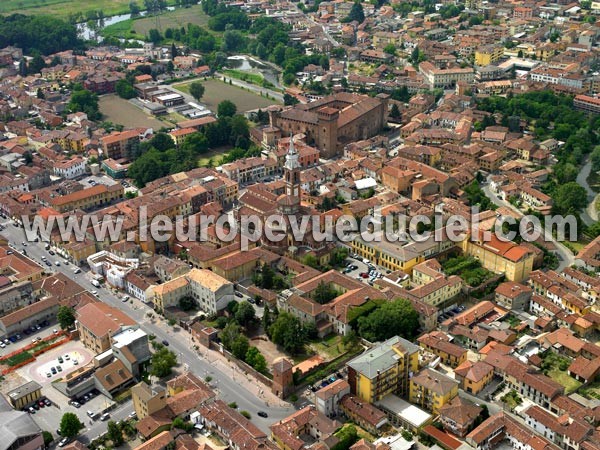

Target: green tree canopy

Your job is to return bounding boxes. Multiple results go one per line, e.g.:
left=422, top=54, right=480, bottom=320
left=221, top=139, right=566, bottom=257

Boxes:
left=107, top=421, right=124, bottom=446
left=68, top=87, right=101, bottom=121
left=189, top=81, right=205, bottom=102
left=552, top=182, right=588, bottom=215
left=149, top=345, right=177, bottom=378
left=235, top=301, right=256, bottom=326
left=269, top=312, right=307, bottom=354
left=59, top=413, right=83, bottom=438
left=357, top=298, right=420, bottom=342
left=57, top=306, right=75, bottom=330
left=231, top=334, right=249, bottom=360
left=218, top=100, right=237, bottom=117
left=345, top=1, right=365, bottom=23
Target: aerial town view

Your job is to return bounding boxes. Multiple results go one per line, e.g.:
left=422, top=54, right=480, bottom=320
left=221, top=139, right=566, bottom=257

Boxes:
left=2, top=1, right=600, bottom=450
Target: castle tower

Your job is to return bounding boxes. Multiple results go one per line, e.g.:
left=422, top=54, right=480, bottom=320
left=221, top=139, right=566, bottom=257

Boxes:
left=317, top=107, right=339, bottom=159
left=271, top=358, right=294, bottom=398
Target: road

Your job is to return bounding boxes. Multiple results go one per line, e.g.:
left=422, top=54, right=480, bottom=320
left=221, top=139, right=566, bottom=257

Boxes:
left=1, top=220, right=293, bottom=436
left=576, top=158, right=599, bottom=226
left=482, top=175, right=574, bottom=271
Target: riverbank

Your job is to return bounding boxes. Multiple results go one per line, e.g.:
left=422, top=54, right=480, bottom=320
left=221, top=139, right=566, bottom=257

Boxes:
left=577, top=158, right=600, bottom=226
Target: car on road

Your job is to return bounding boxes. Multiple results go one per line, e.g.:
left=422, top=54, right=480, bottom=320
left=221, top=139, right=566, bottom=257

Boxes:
left=0, top=342, right=5, bottom=348
left=58, top=437, right=69, bottom=447
left=122, top=295, right=130, bottom=302
left=257, top=411, right=268, bottom=418
left=129, top=411, right=137, bottom=419
left=28, top=407, right=35, bottom=414
left=48, top=250, right=55, bottom=255
left=101, top=413, right=110, bottom=421
left=161, top=339, right=169, bottom=346
left=73, top=268, right=81, bottom=274
left=44, top=260, right=51, bottom=266
left=55, top=261, right=60, bottom=266
left=235, top=292, right=243, bottom=298
left=247, top=297, right=255, bottom=304
left=91, top=290, right=98, bottom=296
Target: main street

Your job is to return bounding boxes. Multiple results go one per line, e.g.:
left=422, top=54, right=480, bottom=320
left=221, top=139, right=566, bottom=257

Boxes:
left=482, top=175, right=574, bottom=271
left=1, top=219, right=293, bottom=436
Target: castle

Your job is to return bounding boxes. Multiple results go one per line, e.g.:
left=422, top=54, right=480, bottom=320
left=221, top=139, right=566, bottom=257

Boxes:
left=267, top=92, right=390, bottom=159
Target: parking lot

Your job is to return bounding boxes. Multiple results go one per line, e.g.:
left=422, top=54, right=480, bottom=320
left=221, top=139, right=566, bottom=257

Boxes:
left=18, top=340, right=93, bottom=385
left=340, top=253, right=389, bottom=285
left=0, top=323, right=59, bottom=356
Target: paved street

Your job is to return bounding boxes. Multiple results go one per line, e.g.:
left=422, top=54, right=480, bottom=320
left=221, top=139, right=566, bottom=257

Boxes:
left=1, top=218, right=293, bottom=436
left=482, top=175, right=574, bottom=271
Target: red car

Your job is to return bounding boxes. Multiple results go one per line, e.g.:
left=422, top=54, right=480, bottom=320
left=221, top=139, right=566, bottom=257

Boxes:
left=360, top=272, right=368, bottom=278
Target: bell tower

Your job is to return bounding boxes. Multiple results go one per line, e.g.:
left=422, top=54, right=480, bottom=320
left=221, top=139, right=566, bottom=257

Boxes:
left=278, top=135, right=301, bottom=214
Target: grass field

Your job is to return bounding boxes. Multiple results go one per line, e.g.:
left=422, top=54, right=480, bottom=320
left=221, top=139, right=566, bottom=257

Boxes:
left=0, top=0, right=143, bottom=19
left=222, top=69, right=264, bottom=85
left=175, top=78, right=279, bottom=112
left=102, top=4, right=210, bottom=39
left=99, top=95, right=165, bottom=129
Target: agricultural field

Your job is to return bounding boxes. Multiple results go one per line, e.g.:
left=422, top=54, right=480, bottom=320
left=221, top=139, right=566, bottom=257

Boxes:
left=102, top=4, right=210, bottom=39
left=0, top=0, right=138, bottom=19
left=99, top=95, right=165, bottom=130
left=175, top=78, right=279, bottom=113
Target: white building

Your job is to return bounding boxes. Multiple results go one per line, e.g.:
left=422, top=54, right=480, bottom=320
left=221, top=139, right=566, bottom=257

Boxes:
left=53, top=157, right=86, bottom=179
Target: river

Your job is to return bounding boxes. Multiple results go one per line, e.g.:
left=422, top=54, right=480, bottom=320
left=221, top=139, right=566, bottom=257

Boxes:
left=226, top=55, right=281, bottom=89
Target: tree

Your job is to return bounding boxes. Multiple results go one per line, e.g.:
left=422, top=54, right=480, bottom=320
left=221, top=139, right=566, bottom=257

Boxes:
left=390, top=103, right=401, bottom=119
left=383, top=44, right=396, bottom=55
left=171, top=42, right=178, bottom=59
left=68, top=87, right=101, bottom=121
left=43, top=431, right=54, bottom=446
left=179, top=296, right=196, bottom=311
left=553, top=182, right=587, bottom=215
left=29, top=54, right=46, bottom=75
left=345, top=1, right=365, bottom=23
left=107, top=421, right=124, bottom=446
left=269, top=312, right=307, bottom=354
left=23, top=151, right=33, bottom=164
left=36, top=88, right=45, bottom=100
left=313, top=282, right=339, bottom=304
left=284, top=93, right=299, bottom=106
left=262, top=304, right=272, bottom=331
left=129, top=1, right=141, bottom=16
left=411, top=46, right=420, bottom=63
left=166, top=60, right=175, bottom=72
left=218, top=100, right=237, bottom=117
left=231, top=334, right=250, bottom=359
left=235, top=301, right=256, bottom=326
left=189, top=81, right=205, bottom=102
left=357, top=298, right=420, bottom=342
left=149, top=345, right=177, bottom=378
left=245, top=346, right=268, bottom=374
left=148, top=28, right=162, bottom=44
left=59, top=413, right=83, bottom=438
left=172, top=417, right=194, bottom=432
left=57, top=306, right=75, bottom=330
left=0, top=15, right=79, bottom=55
left=220, top=321, right=242, bottom=350
left=115, top=79, right=137, bottom=99
left=331, top=425, right=359, bottom=450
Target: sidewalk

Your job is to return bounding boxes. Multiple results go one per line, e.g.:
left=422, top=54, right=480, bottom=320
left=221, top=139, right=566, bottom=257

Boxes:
left=158, top=317, right=289, bottom=408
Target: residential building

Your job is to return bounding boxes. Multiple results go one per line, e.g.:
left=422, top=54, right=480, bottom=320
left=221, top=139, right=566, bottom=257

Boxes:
left=347, top=336, right=420, bottom=403
left=5, top=381, right=42, bottom=410
left=152, top=268, right=234, bottom=314
left=409, top=368, right=459, bottom=414
left=76, top=302, right=137, bottom=354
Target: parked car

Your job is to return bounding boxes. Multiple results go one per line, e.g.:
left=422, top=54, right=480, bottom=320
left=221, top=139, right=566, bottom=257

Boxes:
left=58, top=356, right=63, bottom=363
left=100, top=413, right=110, bottom=421
left=28, top=407, right=35, bottom=414
left=257, top=411, right=268, bottom=418
left=44, top=398, right=51, bottom=406
left=58, top=437, right=69, bottom=447
left=161, top=340, right=169, bottom=346
left=235, top=292, right=243, bottom=298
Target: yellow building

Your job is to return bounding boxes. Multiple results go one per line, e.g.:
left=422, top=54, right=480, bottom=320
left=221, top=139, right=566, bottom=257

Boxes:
left=417, top=332, right=467, bottom=368
left=347, top=336, right=420, bottom=403
left=131, top=382, right=167, bottom=419
left=409, top=368, right=459, bottom=414
left=461, top=233, right=534, bottom=282
left=454, top=360, right=494, bottom=395
left=351, top=231, right=454, bottom=275
left=6, top=381, right=42, bottom=409
left=474, top=45, right=504, bottom=66
left=49, top=183, right=124, bottom=213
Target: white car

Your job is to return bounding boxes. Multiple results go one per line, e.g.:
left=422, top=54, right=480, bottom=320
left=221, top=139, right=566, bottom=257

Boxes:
left=0, top=342, right=5, bottom=348
left=58, top=438, right=69, bottom=447
left=55, top=261, right=60, bottom=266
